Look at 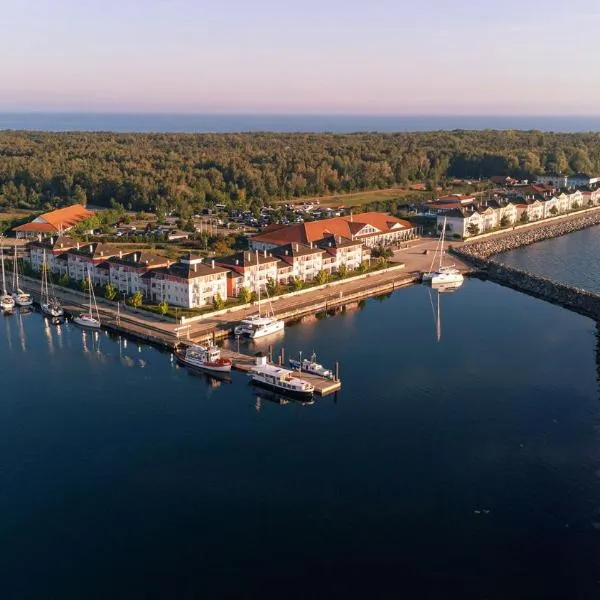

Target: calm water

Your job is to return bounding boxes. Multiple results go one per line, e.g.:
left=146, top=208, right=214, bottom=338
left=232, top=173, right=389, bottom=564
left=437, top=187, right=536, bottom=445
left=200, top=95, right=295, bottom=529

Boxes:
left=1, top=279, right=599, bottom=599
left=498, top=225, right=600, bottom=293
left=1, top=113, right=600, bottom=133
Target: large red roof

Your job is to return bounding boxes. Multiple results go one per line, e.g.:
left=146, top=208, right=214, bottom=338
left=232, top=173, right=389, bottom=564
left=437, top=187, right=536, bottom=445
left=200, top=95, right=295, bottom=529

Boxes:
left=251, top=212, right=412, bottom=246
left=13, top=204, right=94, bottom=233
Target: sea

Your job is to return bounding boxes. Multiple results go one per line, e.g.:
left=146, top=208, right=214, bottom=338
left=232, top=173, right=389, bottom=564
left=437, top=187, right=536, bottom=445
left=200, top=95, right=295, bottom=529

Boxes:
left=1, top=113, right=600, bottom=133
left=1, top=242, right=600, bottom=598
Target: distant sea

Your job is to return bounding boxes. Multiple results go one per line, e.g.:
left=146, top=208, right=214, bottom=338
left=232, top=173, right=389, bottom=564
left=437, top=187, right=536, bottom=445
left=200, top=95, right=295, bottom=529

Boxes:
left=1, top=113, right=600, bottom=133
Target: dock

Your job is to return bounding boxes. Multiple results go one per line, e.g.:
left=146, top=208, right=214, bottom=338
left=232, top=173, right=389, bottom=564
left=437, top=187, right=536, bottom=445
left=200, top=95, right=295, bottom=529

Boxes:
left=219, top=348, right=342, bottom=397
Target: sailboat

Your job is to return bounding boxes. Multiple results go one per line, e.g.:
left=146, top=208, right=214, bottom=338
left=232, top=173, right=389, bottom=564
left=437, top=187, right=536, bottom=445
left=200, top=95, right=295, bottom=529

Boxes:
left=0, top=241, right=15, bottom=311
left=73, top=265, right=101, bottom=328
left=422, top=216, right=464, bottom=288
left=40, top=250, right=64, bottom=318
left=234, top=252, right=285, bottom=339
left=11, top=245, right=33, bottom=306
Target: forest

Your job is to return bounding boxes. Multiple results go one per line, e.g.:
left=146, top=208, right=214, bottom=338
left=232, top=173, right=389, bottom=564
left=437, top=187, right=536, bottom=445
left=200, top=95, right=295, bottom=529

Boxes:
left=0, top=130, right=599, bottom=215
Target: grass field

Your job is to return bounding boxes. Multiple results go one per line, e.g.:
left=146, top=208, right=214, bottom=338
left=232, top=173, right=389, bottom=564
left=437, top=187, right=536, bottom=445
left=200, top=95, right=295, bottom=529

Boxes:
left=0, top=209, right=36, bottom=222
left=306, top=188, right=419, bottom=208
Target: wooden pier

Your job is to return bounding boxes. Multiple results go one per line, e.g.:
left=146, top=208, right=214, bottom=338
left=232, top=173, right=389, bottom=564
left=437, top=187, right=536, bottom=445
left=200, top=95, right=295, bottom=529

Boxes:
left=219, top=348, right=342, bottom=397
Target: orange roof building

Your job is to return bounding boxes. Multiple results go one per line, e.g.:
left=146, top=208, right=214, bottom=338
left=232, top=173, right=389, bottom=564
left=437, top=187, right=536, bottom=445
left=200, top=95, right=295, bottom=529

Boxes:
left=249, top=212, right=418, bottom=251
left=13, top=204, right=95, bottom=238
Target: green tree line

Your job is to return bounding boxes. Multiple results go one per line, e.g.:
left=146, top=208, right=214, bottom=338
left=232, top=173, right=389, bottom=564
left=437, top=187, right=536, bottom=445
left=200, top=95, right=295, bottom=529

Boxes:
left=1, top=130, right=599, bottom=213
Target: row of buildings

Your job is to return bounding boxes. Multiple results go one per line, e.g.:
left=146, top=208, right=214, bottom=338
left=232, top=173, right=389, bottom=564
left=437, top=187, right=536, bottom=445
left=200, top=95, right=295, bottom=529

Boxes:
left=427, top=188, right=600, bottom=238
left=26, top=212, right=418, bottom=309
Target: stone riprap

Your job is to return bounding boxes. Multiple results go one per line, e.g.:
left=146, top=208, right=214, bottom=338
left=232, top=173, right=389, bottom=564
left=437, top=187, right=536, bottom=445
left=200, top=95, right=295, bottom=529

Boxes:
left=450, top=210, right=600, bottom=320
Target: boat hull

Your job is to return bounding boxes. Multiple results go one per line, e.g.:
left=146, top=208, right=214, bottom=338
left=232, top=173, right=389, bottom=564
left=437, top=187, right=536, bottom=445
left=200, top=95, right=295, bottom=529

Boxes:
left=248, top=321, right=285, bottom=339
left=73, top=314, right=101, bottom=329
left=289, top=358, right=333, bottom=379
left=430, top=272, right=464, bottom=286
left=41, top=303, right=64, bottom=318
left=249, top=377, right=314, bottom=400
left=175, top=353, right=232, bottom=373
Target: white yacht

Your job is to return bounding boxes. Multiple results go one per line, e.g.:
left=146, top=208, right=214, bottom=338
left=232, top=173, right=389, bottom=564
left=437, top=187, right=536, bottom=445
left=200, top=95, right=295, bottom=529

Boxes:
left=289, top=351, right=334, bottom=380
left=11, top=245, right=33, bottom=307
left=422, top=216, right=464, bottom=288
left=40, top=250, right=64, bottom=318
left=235, top=315, right=284, bottom=339
left=234, top=281, right=284, bottom=339
left=175, top=342, right=232, bottom=373
left=249, top=353, right=314, bottom=399
left=0, top=241, right=15, bottom=311
left=73, top=265, right=101, bottom=328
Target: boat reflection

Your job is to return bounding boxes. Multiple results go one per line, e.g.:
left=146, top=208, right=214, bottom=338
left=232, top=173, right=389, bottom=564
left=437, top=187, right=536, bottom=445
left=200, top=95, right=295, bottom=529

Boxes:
left=252, top=385, right=315, bottom=411
left=17, top=310, right=27, bottom=352
left=81, top=329, right=102, bottom=355
left=175, top=359, right=232, bottom=388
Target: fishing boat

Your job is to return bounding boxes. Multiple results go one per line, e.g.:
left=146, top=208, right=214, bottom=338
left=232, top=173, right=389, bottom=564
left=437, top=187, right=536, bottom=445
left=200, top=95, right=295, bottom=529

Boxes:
left=289, top=351, right=334, bottom=380
left=0, top=241, right=15, bottom=311
left=422, top=216, right=464, bottom=287
left=175, top=342, right=232, bottom=373
left=234, top=275, right=284, bottom=339
left=73, top=265, right=101, bottom=328
left=11, top=245, right=33, bottom=307
left=248, top=352, right=314, bottom=399
left=40, top=250, right=64, bottom=318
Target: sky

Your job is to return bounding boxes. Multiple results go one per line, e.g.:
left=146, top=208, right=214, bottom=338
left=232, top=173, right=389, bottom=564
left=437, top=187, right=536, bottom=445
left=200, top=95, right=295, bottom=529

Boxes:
left=2, top=0, right=600, bottom=114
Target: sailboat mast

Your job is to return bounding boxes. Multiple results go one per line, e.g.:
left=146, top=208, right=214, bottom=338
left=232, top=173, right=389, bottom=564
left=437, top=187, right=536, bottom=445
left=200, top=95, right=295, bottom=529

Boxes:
left=255, top=250, right=261, bottom=318
left=439, top=217, right=446, bottom=270
left=1, top=243, right=6, bottom=293
left=42, top=250, right=47, bottom=301
left=12, top=245, right=17, bottom=291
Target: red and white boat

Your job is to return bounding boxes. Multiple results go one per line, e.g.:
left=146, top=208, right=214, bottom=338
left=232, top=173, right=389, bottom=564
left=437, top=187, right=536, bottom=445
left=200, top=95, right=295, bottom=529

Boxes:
left=176, top=342, right=232, bottom=373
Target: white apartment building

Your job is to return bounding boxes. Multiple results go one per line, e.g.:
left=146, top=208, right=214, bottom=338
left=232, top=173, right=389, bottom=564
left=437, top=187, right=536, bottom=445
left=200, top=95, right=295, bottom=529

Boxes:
left=149, top=255, right=228, bottom=308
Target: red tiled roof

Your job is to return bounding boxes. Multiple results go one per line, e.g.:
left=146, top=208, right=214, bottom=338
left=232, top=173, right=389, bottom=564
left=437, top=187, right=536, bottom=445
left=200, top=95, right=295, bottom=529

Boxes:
left=13, top=204, right=94, bottom=233
left=251, top=212, right=411, bottom=246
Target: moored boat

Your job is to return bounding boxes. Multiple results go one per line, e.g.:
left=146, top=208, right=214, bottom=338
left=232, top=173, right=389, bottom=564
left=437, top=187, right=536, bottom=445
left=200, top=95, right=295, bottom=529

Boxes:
left=422, top=216, right=464, bottom=288
left=289, top=351, right=334, bottom=380
left=73, top=265, right=101, bottom=328
left=40, top=249, right=64, bottom=318
left=175, top=342, right=232, bottom=373
left=249, top=352, right=314, bottom=399
left=234, top=315, right=284, bottom=339
left=11, top=245, right=33, bottom=307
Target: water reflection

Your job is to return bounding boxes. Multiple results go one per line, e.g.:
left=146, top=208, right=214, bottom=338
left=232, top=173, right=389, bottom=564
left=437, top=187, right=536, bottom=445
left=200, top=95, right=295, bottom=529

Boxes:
left=17, top=310, right=27, bottom=353
left=251, top=386, right=315, bottom=411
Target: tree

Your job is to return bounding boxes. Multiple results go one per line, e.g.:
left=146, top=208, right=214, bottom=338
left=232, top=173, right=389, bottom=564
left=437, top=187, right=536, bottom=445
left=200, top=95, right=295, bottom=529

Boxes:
left=238, top=286, right=252, bottom=303
left=315, top=270, right=329, bottom=285
left=127, top=290, right=143, bottom=308
left=80, top=276, right=91, bottom=292
left=158, top=300, right=169, bottom=315
left=266, top=277, right=280, bottom=297
left=104, top=282, right=117, bottom=300
left=499, top=215, right=509, bottom=227
left=549, top=206, right=558, bottom=216
left=520, top=212, right=529, bottom=224
left=337, top=264, right=348, bottom=279
left=292, top=276, right=303, bottom=291
left=213, top=292, right=225, bottom=309
left=58, top=274, right=70, bottom=287
left=212, top=239, right=231, bottom=256
left=357, top=261, right=369, bottom=274
left=466, top=223, right=479, bottom=237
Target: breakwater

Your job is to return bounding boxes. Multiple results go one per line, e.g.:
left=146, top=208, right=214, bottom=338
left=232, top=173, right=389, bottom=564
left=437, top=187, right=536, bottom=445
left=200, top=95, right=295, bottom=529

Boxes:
left=452, top=211, right=600, bottom=320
